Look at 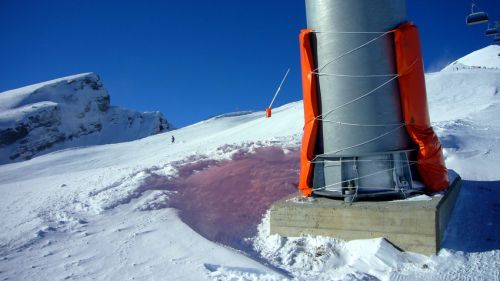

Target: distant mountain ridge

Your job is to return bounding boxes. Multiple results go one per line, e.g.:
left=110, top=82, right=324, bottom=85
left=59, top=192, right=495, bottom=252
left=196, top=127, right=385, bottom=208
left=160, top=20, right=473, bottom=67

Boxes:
left=442, top=45, right=500, bottom=72
left=0, top=73, right=170, bottom=164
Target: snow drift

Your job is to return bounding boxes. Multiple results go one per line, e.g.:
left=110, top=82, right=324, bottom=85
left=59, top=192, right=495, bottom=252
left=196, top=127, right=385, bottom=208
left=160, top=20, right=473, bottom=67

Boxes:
left=0, top=73, right=171, bottom=164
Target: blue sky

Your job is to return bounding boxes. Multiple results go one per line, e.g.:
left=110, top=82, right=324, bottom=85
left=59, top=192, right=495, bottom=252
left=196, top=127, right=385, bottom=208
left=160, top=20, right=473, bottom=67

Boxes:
left=1, top=0, right=498, bottom=127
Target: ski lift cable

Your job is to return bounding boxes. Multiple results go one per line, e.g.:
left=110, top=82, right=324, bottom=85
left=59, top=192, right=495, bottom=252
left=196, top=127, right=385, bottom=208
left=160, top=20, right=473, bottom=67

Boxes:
left=268, top=68, right=291, bottom=109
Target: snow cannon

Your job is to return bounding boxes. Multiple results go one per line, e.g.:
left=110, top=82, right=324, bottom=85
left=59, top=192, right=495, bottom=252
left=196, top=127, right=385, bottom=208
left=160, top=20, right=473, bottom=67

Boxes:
left=265, top=68, right=290, bottom=119
left=265, top=107, right=272, bottom=118
left=298, top=0, right=448, bottom=200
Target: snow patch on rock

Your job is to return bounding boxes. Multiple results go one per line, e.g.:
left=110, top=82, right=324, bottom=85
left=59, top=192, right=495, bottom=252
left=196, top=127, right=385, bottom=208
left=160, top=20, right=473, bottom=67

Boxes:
left=0, top=73, right=171, bottom=164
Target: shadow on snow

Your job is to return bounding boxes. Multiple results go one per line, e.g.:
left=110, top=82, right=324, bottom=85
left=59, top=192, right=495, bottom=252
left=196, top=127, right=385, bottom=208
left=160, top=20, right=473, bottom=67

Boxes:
left=442, top=179, right=500, bottom=252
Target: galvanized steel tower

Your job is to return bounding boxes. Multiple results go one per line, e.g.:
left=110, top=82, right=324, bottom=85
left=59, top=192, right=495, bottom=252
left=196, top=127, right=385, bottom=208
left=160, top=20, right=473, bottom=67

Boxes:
left=304, top=0, right=420, bottom=199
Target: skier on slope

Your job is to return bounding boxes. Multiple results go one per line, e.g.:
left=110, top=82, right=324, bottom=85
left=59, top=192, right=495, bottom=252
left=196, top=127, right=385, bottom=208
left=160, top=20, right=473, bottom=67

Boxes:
left=171, top=135, right=175, bottom=143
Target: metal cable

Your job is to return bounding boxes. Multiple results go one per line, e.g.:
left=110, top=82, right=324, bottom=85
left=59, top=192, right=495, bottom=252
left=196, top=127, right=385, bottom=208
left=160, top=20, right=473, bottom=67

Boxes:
left=318, top=119, right=406, bottom=127
left=303, top=28, right=420, bottom=193
left=312, top=162, right=417, bottom=191
left=310, top=159, right=418, bottom=164
left=316, top=75, right=400, bottom=120
left=311, top=124, right=406, bottom=162
left=311, top=30, right=394, bottom=74
left=313, top=73, right=398, bottom=77
left=312, top=30, right=389, bottom=34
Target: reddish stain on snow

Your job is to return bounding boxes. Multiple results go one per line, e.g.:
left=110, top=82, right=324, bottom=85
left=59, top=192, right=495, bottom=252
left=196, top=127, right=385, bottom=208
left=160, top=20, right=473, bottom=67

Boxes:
left=169, top=146, right=299, bottom=249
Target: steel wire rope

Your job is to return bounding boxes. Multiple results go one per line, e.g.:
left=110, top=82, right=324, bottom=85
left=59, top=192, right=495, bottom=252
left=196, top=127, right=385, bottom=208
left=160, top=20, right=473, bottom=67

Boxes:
left=303, top=28, right=420, bottom=192
left=311, top=30, right=394, bottom=74
left=310, top=159, right=418, bottom=164
left=311, top=124, right=406, bottom=162
left=315, top=56, right=418, bottom=122
left=312, top=162, right=417, bottom=192
left=320, top=119, right=405, bottom=127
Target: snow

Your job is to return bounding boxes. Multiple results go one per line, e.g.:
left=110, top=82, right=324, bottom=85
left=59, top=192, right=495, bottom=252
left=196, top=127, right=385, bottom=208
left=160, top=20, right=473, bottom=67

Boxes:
left=441, top=45, right=500, bottom=71
left=0, top=102, right=303, bottom=280
left=0, top=73, right=170, bottom=165
left=427, top=67, right=500, bottom=180
left=1, top=47, right=499, bottom=280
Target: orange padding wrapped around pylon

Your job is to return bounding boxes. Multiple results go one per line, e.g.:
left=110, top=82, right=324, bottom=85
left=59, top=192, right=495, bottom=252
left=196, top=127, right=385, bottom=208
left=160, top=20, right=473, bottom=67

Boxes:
left=298, top=29, right=317, bottom=197
left=394, top=22, right=449, bottom=193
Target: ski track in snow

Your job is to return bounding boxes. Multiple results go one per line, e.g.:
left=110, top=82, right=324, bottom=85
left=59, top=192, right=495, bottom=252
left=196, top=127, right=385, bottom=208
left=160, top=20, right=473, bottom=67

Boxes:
left=1, top=47, right=500, bottom=280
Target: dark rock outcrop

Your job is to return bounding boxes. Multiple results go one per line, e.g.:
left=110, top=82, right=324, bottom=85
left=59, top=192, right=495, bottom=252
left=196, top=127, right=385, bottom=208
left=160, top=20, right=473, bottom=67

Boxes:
left=0, top=73, right=171, bottom=164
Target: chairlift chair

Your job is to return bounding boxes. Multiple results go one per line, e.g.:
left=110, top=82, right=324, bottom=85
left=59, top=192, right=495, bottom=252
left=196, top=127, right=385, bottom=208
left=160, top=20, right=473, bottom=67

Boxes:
left=494, top=36, right=500, bottom=43
left=466, top=3, right=489, bottom=25
left=485, top=25, right=498, bottom=36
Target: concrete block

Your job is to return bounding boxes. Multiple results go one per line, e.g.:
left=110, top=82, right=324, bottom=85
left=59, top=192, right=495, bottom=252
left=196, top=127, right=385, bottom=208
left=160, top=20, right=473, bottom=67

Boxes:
left=270, top=175, right=462, bottom=255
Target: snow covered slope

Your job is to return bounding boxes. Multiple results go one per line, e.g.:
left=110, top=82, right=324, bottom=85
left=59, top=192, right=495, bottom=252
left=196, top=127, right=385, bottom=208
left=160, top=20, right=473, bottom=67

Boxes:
left=427, top=46, right=500, bottom=180
left=442, top=45, right=500, bottom=71
left=0, top=102, right=303, bottom=281
left=0, top=73, right=170, bottom=164
left=0, top=47, right=499, bottom=281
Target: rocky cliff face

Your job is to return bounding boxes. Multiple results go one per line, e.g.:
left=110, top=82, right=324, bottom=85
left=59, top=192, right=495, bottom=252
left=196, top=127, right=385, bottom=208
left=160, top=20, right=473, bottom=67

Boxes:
left=0, top=73, right=170, bottom=164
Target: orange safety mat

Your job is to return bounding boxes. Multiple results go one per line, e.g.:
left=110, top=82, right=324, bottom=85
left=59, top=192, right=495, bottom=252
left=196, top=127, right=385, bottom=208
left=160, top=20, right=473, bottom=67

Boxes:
left=394, top=22, right=449, bottom=192
left=298, top=29, right=317, bottom=196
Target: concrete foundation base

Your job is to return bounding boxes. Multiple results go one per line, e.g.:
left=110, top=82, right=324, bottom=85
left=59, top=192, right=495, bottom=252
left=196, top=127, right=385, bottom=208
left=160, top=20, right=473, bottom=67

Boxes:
left=270, top=174, right=462, bottom=255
